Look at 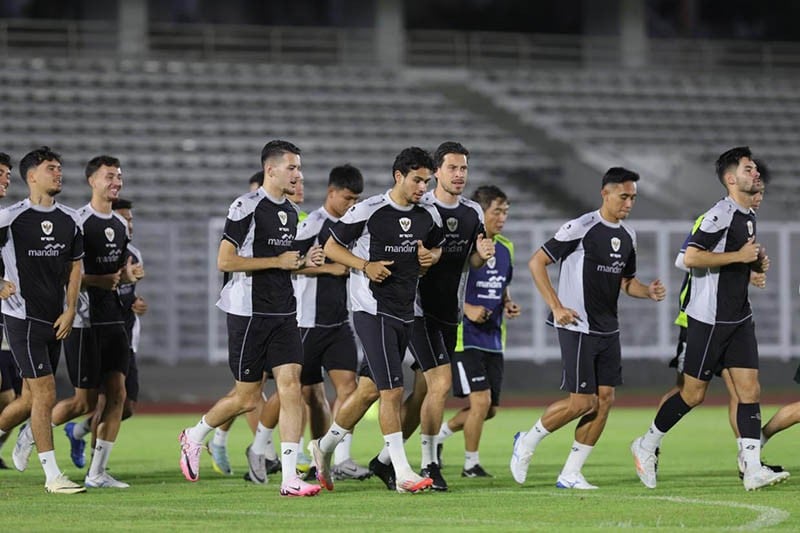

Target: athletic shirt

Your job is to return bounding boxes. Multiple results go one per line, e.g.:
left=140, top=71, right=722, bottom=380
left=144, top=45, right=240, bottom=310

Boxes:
left=541, top=210, right=637, bottom=335
left=294, top=206, right=349, bottom=328
left=685, top=196, right=756, bottom=325
left=118, top=243, right=143, bottom=348
left=456, top=234, right=514, bottom=353
left=0, top=199, right=84, bottom=323
left=329, top=191, right=445, bottom=323
left=77, top=204, right=130, bottom=326
left=673, top=214, right=705, bottom=328
left=416, top=192, right=485, bottom=325
left=216, top=188, right=309, bottom=317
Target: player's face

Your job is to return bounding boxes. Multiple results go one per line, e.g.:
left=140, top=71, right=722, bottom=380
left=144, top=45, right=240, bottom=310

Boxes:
left=732, top=157, right=761, bottom=195
left=0, top=164, right=10, bottom=198
left=89, top=164, right=122, bottom=202
left=32, top=159, right=63, bottom=197
left=327, top=187, right=360, bottom=218
left=751, top=190, right=764, bottom=210
left=395, top=168, right=432, bottom=205
left=601, top=180, right=637, bottom=222
left=266, top=152, right=301, bottom=197
left=287, top=172, right=304, bottom=204
left=116, top=207, right=134, bottom=236
left=436, top=153, right=468, bottom=196
left=483, top=198, right=509, bottom=237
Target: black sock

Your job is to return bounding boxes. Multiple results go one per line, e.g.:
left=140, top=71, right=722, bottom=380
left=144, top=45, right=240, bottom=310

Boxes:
left=737, top=402, right=761, bottom=440
left=653, top=392, right=693, bottom=433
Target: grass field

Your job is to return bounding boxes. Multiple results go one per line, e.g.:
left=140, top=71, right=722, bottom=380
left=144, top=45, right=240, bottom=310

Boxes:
left=0, top=405, right=798, bottom=531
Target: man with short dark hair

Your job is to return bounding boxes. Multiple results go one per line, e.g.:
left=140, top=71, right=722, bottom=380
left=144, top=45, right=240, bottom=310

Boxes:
left=512, top=167, right=665, bottom=490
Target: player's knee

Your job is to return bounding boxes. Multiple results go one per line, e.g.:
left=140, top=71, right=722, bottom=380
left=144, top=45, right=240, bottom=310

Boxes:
left=570, top=395, right=596, bottom=417
left=597, top=389, right=615, bottom=410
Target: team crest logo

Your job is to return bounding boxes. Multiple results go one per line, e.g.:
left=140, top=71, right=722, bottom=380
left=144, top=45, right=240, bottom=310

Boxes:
left=278, top=211, right=288, bottom=226
left=446, top=217, right=458, bottom=232
left=104, top=227, right=115, bottom=242
left=399, top=217, right=411, bottom=232
left=611, top=237, right=621, bottom=252
left=487, top=257, right=496, bottom=269
left=41, top=220, right=53, bottom=235
left=746, top=220, right=754, bottom=236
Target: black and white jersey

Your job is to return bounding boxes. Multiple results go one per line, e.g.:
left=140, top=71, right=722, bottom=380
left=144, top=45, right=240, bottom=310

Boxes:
left=77, top=204, right=130, bottom=325
left=294, top=206, right=349, bottom=328
left=0, top=199, right=83, bottom=323
left=329, top=192, right=445, bottom=323
left=217, top=188, right=310, bottom=317
left=119, top=243, right=142, bottom=336
left=541, top=210, right=636, bottom=335
left=686, top=197, right=756, bottom=325
left=416, top=192, right=485, bottom=325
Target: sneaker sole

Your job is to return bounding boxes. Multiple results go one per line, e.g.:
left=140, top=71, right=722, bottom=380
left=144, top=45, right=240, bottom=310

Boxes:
left=745, top=473, right=790, bottom=491
left=47, top=486, right=87, bottom=494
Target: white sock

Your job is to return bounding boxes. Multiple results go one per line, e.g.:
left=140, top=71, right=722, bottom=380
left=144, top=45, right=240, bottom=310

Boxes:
left=298, top=436, right=306, bottom=454
left=88, top=439, right=114, bottom=477
left=186, top=416, right=214, bottom=444
left=464, top=451, right=480, bottom=470
left=71, top=419, right=90, bottom=439
left=420, top=434, right=436, bottom=467
left=760, top=430, right=769, bottom=449
left=39, top=450, right=61, bottom=483
left=741, top=438, right=761, bottom=476
left=250, top=423, right=271, bottom=455
left=520, top=419, right=550, bottom=452
left=334, top=432, right=353, bottom=464
left=319, top=422, right=348, bottom=453
left=280, top=442, right=299, bottom=484
left=640, top=423, right=665, bottom=453
left=212, top=428, right=229, bottom=448
left=377, top=437, right=404, bottom=464
left=385, top=432, right=412, bottom=476
left=264, top=427, right=277, bottom=460
left=560, top=441, right=594, bottom=476
left=436, top=422, right=454, bottom=442
left=0, top=429, right=6, bottom=438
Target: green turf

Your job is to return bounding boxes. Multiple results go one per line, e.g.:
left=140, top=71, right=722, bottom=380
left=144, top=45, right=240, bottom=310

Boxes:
left=0, top=406, right=797, bottom=531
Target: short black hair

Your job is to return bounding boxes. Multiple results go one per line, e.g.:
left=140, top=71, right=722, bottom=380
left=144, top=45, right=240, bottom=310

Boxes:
left=112, top=198, right=133, bottom=210
left=249, top=171, right=264, bottom=187
left=752, top=158, right=771, bottom=185
left=329, top=164, right=364, bottom=194
left=433, top=141, right=469, bottom=169
left=19, top=146, right=61, bottom=183
left=260, top=140, right=301, bottom=166
left=471, top=185, right=508, bottom=211
left=85, top=155, right=121, bottom=180
left=601, top=167, right=640, bottom=188
left=392, top=147, right=435, bottom=181
left=0, top=152, right=12, bottom=170
left=715, top=146, right=752, bottom=184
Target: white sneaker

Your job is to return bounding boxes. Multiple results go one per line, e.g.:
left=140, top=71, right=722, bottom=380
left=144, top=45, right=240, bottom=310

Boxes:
left=45, top=472, right=86, bottom=494
left=556, top=472, right=598, bottom=490
left=332, top=458, right=372, bottom=480
left=85, top=471, right=130, bottom=488
left=737, top=451, right=746, bottom=479
left=395, top=470, right=433, bottom=494
left=631, top=437, right=658, bottom=489
left=510, top=431, right=533, bottom=484
left=743, top=465, right=790, bottom=491
left=12, top=423, right=34, bottom=472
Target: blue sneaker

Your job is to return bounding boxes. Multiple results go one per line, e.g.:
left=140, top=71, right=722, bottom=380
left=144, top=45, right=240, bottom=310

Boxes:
left=64, top=422, right=86, bottom=469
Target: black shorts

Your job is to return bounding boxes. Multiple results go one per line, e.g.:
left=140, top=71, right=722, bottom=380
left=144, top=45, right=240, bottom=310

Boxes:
left=668, top=326, right=688, bottom=372
left=227, top=314, right=303, bottom=383
left=300, top=324, right=358, bottom=386
left=557, top=329, right=622, bottom=394
left=352, top=311, right=412, bottom=391
left=0, top=349, right=21, bottom=395
left=3, top=315, right=61, bottom=379
left=125, top=351, right=139, bottom=402
left=407, top=316, right=455, bottom=372
left=95, top=323, right=132, bottom=377
left=64, top=327, right=101, bottom=389
left=683, top=316, right=758, bottom=381
left=452, top=348, right=504, bottom=406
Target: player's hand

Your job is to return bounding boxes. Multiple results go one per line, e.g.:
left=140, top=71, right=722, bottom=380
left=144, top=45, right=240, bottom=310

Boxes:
left=121, top=256, right=145, bottom=283
left=132, top=296, right=148, bottom=315
left=738, top=237, right=760, bottom=264
left=749, top=271, right=767, bottom=289
left=277, top=251, right=303, bottom=270
left=304, top=245, right=325, bottom=268
left=0, top=280, right=16, bottom=300
left=504, top=299, right=521, bottom=319
left=465, top=303, right=492, bottom=324
left=553, top=306, right=581, bottom=326
left=475, top=233, right=495, bottom=261
left=648, top=279, right=666, bottom=301
left=99, top=270, right=122, bottom=291
left=53, top=309, right=75, bottom=340
left=417, top=241, right=434, bottom=269
left=364, top=260, right=393, bottom=283
left=752, top=245, right=769, bottom=273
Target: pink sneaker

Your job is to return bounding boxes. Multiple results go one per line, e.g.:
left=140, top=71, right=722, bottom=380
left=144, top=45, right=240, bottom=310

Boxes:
left=280, top=477, right=322, bottom=497
left=179, top=430, right=202, bottom=482
left=308, top=438, right=334, bottom=491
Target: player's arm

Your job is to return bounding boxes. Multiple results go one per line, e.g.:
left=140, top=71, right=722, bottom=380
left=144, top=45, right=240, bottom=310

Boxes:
left=83, top=272, right=121, bottom=290
left=323, top=237, right=392, bottom=283
left=529, top=248, right=579, bottom=326
left=684, top=240, right=760, bottom=268
left=217, top=239, right=302, bottom=272
left=621, top=276, right=666, bottom=301
left=54, top=259, right=82, bottom=339
left=469, top=233, right=494, bottom=268
left=502, top=286, right=521, bottom=318
left=295, top=262, right=349, bottom=277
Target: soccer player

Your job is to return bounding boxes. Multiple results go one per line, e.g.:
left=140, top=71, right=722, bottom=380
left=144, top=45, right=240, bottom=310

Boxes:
left=178, top=140, right=323, bottom=497
left=512, top=167, right=666, bottom=490
left=631, top=147, right=789, bottom=491
left=437, top=185, right=520, bottom=478
left=0, top=146, right=85, bottom=493
left=309, top=147, right=445, bottom=494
